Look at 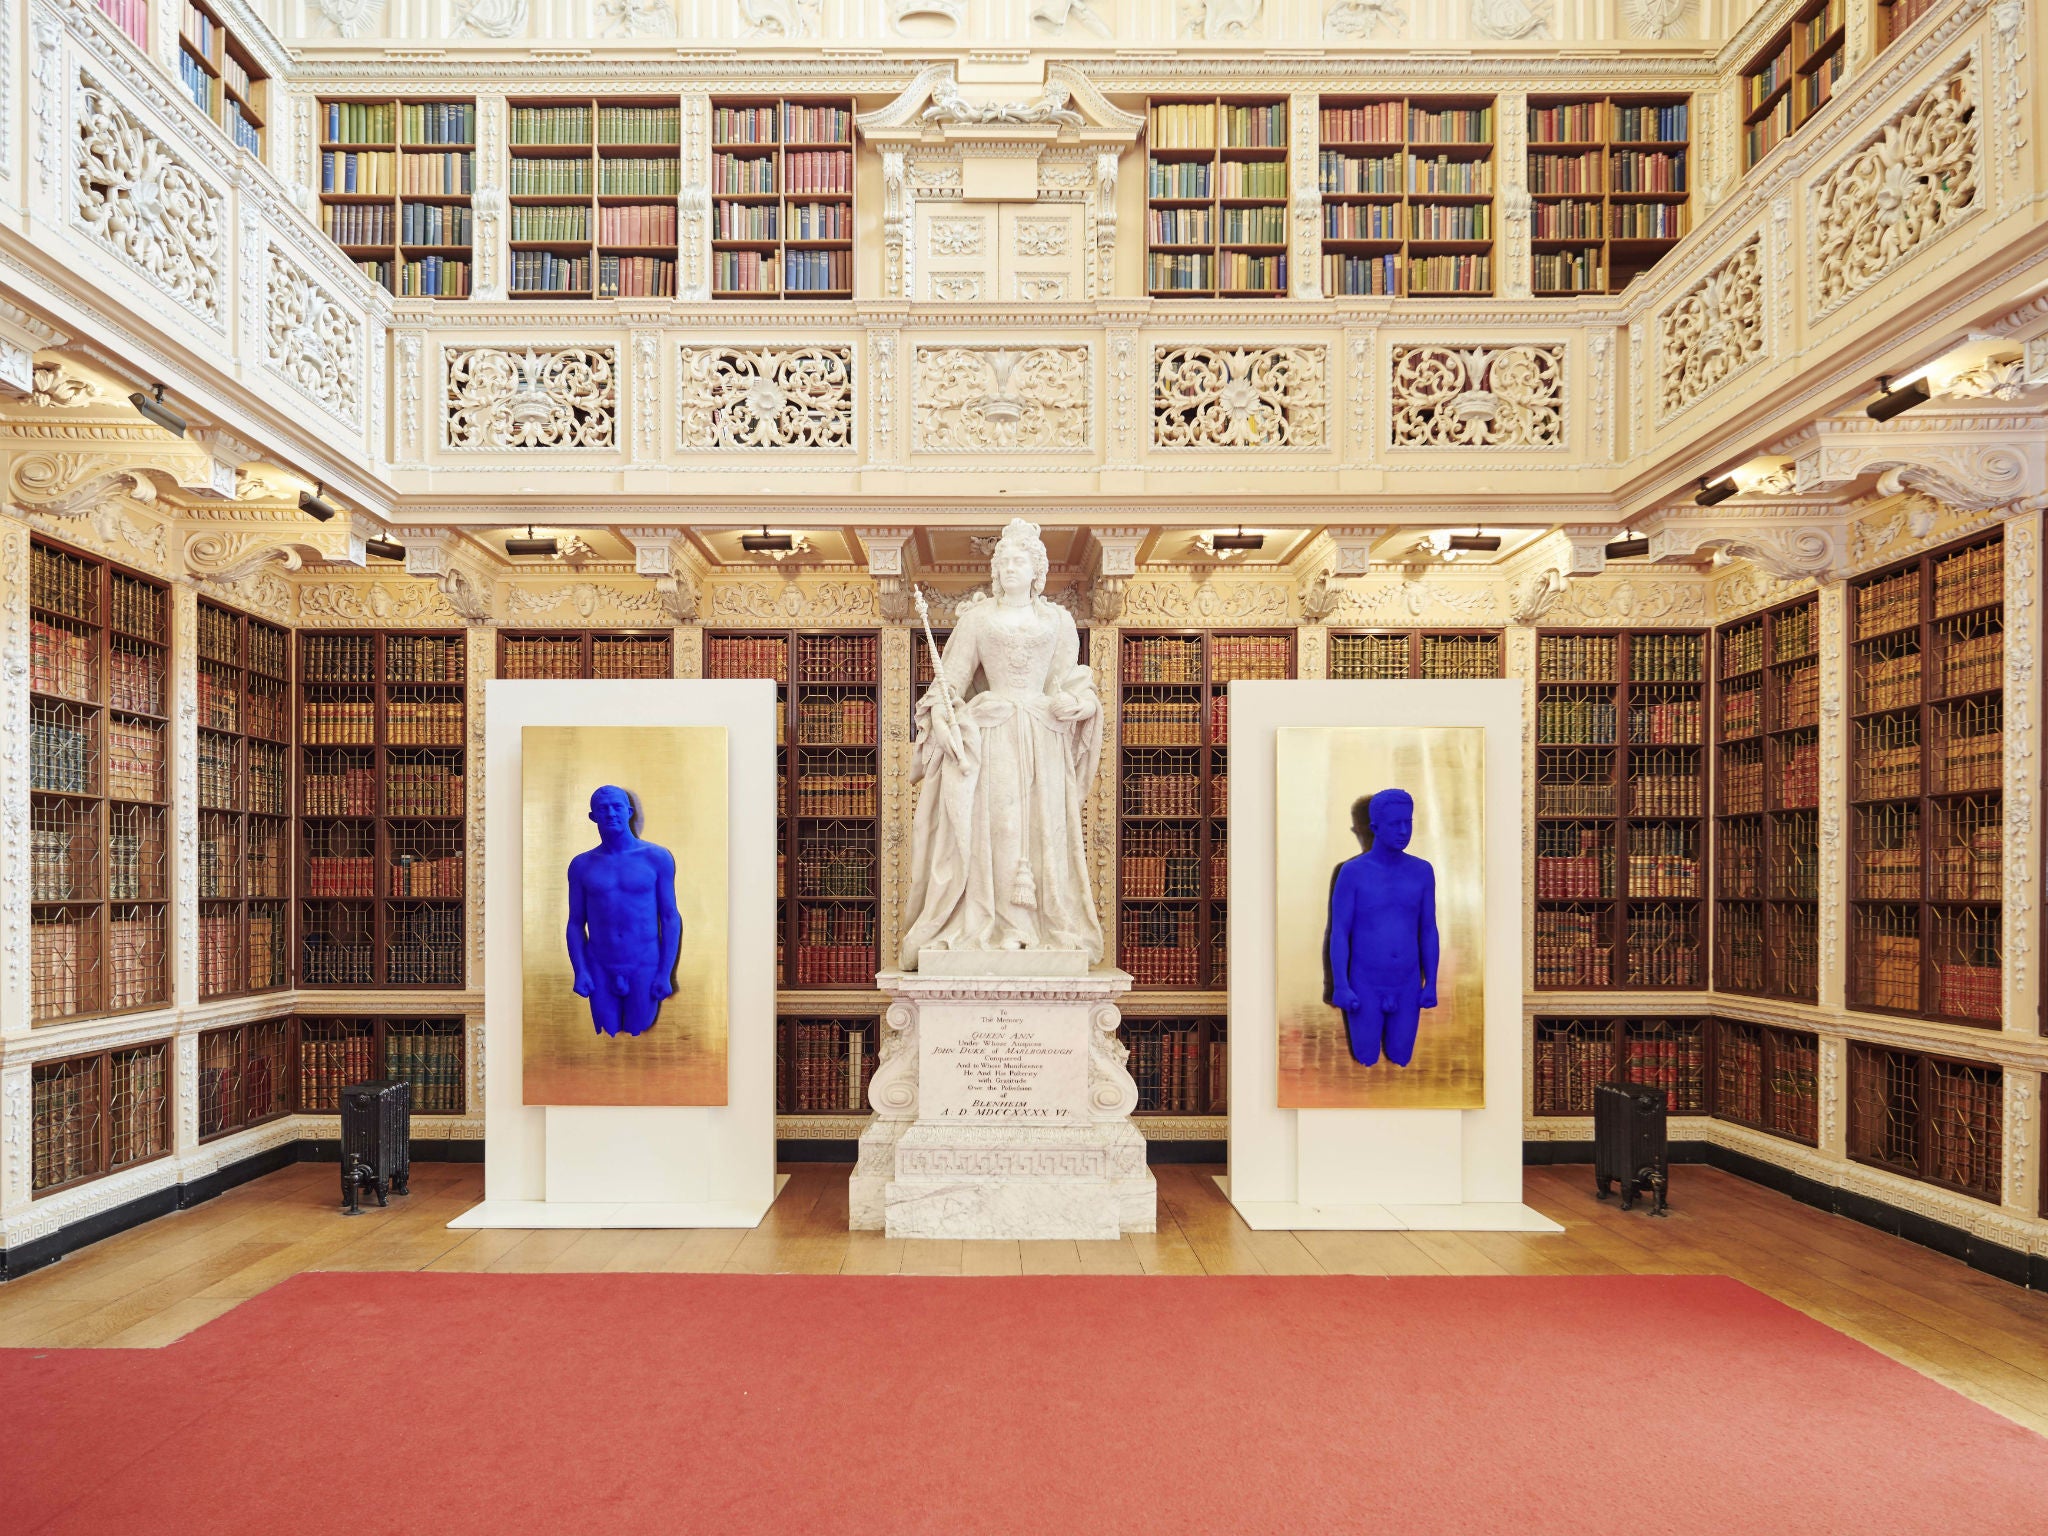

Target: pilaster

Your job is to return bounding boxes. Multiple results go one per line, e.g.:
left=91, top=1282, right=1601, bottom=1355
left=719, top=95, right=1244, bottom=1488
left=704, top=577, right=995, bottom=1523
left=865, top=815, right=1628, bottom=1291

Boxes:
left=1289, top=91, right=1320, bottom=301
left=0, top=1063, right=30, bottom=1220
left=1498, top=90, right=1530, bottom=301
left=1505, top=625, right=1538, bottom=999
left=679, top=93, right=711, bottom=303
left=879, top=624, right=913, bottom=972
left=473, top=95, right=508, bottom=302
left=1818, top=1033, right=1847, bottom=1159
left=2004, top=1069, right=2038, bottom=1221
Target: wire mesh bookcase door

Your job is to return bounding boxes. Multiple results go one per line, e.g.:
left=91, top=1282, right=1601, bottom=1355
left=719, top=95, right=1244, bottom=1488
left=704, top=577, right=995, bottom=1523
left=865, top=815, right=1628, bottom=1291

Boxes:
left=1848, top=532, right=2003, bottom=1024
left=776, top=1015, right=880, bottom=1113
left=1711, top=1019, right=1818, bottom=1145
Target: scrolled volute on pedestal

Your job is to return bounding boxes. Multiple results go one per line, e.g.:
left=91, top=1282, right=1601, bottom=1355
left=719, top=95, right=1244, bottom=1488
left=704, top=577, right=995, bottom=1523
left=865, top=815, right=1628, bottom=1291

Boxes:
left=867, top=1000, right=920, bottom=1120
left=1086, top=1001, right=1138, bottom=1120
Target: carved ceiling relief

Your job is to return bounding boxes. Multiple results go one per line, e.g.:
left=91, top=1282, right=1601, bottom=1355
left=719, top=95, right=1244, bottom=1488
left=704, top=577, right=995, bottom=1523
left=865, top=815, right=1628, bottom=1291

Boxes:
left=444, top=345, right=617, bottom=451
left=1388, top=344, right=1564, bottom=449
left=911, top=345, right=1092, bottom=453
left=75, top=73, right=224, bottom=325
left=1152, top=345, right=1326, bottom=450
left=677, top=345, right=853, bottom=450
left=1810, top=62, right=1980, bottom=319
left=265, top=244, right=362, bottom=424
left=1658, top=234, right=1764, bottom=419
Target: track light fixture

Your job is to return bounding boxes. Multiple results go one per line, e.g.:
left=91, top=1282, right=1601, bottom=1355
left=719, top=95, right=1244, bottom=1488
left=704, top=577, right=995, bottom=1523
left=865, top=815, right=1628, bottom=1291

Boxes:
left=1207, top=526, right=1265, bottom=553
left=1446, top=527, right=1502, bottom=553
left=1694, top=475, right=1739, bottom=506
left=1605, top=533, right=1652, bottom=560
left=128, top=383, right=186, bottom=437
left=1866, top=374, right=1932, bottom=422
left=298, top=483, right=338, bottom=522
left=740, top=526, right=796, bottom=554
left=505, top=525, right=560, bottom=558
left=365, top=535, right=406, bottom=561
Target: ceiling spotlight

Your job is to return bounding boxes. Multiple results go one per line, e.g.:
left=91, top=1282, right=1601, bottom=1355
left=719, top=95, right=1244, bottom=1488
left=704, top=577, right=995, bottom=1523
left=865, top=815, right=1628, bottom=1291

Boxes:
left=1867, top=374, right=1932, bottom=422
left=1446, top=527, right=1502, bottom=553
left=504, top=525, right=559, bottom=558
left=128, top=383, right=186, bottom=437
left=740, top=526, right=796, bottom=555
left=365, top=535, right=406, bottom=561
left=1208, top=526, right=1265, bottom=553
left=298, top=483, right=338, bottom=522
left=1605, top=533, right=1652, bottom=560
left=1694, top=475, right=1739, bottom=506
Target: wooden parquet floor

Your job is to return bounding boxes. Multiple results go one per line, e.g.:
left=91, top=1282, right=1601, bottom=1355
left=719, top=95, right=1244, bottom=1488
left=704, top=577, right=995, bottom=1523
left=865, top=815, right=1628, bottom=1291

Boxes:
left=4, top=1161, right=2046, bottom=1435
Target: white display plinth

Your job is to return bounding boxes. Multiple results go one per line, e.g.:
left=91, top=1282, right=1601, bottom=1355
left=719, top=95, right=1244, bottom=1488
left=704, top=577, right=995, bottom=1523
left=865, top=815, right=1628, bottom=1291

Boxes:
left=851, top=968, right=1156, bottom=1240
left=1225, top=680, right=1561, bottom=1236
left=453, top=679, right=782, bottom=1232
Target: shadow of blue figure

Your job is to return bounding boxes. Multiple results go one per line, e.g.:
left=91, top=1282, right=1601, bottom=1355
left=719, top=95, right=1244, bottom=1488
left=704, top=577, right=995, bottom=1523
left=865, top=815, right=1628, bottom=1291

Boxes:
left=1327, top=788, right=1439, bottom=1067
left=566, top=786, right=681, bottom=1038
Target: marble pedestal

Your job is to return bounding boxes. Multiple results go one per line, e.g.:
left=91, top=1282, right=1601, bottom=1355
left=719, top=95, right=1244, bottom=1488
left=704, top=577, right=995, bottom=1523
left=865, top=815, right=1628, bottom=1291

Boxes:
left=851, top=967, right=1155, bottom=1240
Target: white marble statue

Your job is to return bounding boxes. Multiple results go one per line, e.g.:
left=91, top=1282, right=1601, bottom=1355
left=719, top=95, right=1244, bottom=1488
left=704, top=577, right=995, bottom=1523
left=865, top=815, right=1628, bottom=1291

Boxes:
left=900, top=518, right=1104, bottom=968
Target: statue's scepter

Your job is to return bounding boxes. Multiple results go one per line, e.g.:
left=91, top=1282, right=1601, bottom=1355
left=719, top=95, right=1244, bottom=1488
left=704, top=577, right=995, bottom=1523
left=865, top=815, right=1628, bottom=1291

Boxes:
left=913, top=584, right=967, bottom=768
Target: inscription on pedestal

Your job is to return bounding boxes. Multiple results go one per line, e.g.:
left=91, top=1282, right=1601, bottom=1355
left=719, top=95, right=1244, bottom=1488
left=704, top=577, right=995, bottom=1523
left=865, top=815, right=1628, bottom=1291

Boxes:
left=920, top=1003, right=1086, bottom=1124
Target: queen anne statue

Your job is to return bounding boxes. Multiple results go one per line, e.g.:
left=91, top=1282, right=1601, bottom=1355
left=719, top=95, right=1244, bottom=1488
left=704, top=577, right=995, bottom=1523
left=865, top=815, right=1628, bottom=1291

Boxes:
left=900, top=519, right=1104, bottom=969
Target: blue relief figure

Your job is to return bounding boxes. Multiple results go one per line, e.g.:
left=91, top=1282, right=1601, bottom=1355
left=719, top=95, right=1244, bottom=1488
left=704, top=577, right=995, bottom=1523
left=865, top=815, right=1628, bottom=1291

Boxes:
left=1327, top=788, right=1440, bottom=1068
left=566, top=786, right=681, bottom=1038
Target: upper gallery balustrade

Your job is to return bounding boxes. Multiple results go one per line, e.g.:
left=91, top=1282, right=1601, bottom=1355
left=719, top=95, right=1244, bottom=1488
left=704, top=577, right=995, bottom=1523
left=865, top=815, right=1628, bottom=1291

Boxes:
left=0, top=0, right=2041, bottom=518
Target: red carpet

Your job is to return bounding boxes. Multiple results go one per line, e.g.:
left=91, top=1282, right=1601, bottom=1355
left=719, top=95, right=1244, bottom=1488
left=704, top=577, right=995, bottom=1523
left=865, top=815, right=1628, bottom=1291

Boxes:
left=5, top=1273, right=2043, bottom=1534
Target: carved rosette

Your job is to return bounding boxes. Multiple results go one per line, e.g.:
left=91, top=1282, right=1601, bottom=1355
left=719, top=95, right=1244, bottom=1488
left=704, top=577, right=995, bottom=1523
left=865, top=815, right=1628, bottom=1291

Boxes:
left=1152, top=345, right=1326, bottom=450
left=75, top=73, right=224, bottom=325
left=1816, top=584, right=1847, bottom=1003
left=266, top=244, right=362, bottom=423
left=2003, top=515, right=2037, bottom=1018
left=443, top=345, right=617, bottom=451
left=678, top=345, right=853, bottom=450
left=911, top=345, right=1091, bottom=453
left=1389, top=344, right=1564, bottom=449
left=1658, top=235, right=1764, bottom=419
left=1810, top=62, right=1979, bottom=319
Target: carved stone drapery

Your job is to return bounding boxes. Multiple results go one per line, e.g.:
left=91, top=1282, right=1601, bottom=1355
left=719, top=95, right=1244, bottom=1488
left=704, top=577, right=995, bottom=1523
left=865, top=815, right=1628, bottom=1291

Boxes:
left=911, top=345, right=1091, bottom=453
left=1810, top=61, right=1979, bottom=319
left=1151, top=345, right=1327, bottom=449
left=266, top=245, right=361, bottom=423
left=443, top=345, right=617, bottom=451
left=1658, top=235, right=1765, bottom=418
left=75, top=74, right=224, bottom=325
left=1388, top=344, right=1564, bottom=449
left=678, top=345, right=853, bottom=450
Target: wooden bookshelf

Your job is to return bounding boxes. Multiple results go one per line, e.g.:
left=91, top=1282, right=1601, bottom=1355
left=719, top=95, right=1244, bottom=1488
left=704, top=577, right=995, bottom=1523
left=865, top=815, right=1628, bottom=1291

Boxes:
left=317, top=96, right=476, bottom=297
left=1119, top=1015, right=1229, bottom=1113
left=1533, top=631, right=1706, bottom=991
left=1530, top=1015, right=1708, bottom=1115
left=1713, top=594, right=1819, bottom=1003
left=1147, top=96, right=1290, bottom=298
left=1316, top=95, right=1494, bottom=298
left=1741, top=0, right=1848, bottom=172
left=777, top=1015, right=880, bottom=1114
left=1327, top=630, right=1503, bottom=679
left=710, top=97, right=855, bottom=300
left=1849, top=1043, right=2002, bottom=1202
left=497, top=629, right=674, bottom=680
left=296, top=632, right=467, bottom=990
left=196, top=1017, right=291, bottom=1140
left=1849, top=532, right=2003, bottom=1025
left=1526, top=95, right=1690, bottom=295
left=1118, top=630, right=1294, bottom=990
left=95, top=0, right=148, bottom=51
left=177, top=0, right=266, bottom=157
left=293, top=1015, right=466, bottom=1114
left=1712, top=1018, right=1819, bottom=1144
left=197, top=600, right=292, bottom=1000
left=704, top=631, right=878, bottom=987
left=509, top=98, right=682, bottom=300
left=1879, top=0, right=1938, bottom=50
left=28, top=539, right=170, bottom=1024
left=29, top=1040, right=172, bottom=1196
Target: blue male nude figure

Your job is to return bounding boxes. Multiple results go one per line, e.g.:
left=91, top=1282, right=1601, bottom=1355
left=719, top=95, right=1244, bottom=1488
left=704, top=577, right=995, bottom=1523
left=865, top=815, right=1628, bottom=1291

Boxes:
left=566, top=786, right=682, bottom=1038
left=1327, top=787, right=1440, bottom=1067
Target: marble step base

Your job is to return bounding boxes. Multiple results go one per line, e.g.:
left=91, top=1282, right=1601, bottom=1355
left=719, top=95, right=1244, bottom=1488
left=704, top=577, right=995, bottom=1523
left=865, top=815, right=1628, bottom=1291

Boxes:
left=852, top=1120, right=1156, bottom=1239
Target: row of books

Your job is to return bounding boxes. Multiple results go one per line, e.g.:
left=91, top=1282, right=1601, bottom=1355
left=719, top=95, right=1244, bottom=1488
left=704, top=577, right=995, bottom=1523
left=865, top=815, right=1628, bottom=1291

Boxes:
left=512, top=106, right=595, bottom=144
left=511, top=253, right=590, bottom=293
left=599, top=205, right=678, bottom=244
left=792, top=945, right=879, bottom=986
left=220, top=48, right=255, bottom=104
left=178, top=55, right=214, bottom=120
left=297, top=1031, right=378, bottom=1113
left=1148, top=101, right=1288, bottom=150
left=790, top=849, right=874, bottom=899
left=322, top=151, right=476, bottom=196
left=600, top=158, right=684, bottom=195
left=232, top=100, right=261, bottom=153
left=1325, top=253, right=1398, bottom=293
left=512, top=206, right=590, bottom=242
left=1125, top=1026, right=1225, bottom=1114
left=1610, top=150, right=1688, bottom=193
left=1934, top=541, right=2002, bottom=617
left=1406, top=156, right=1493, bottom=195
left=96, top=0, right=148, bottom=48
left=1746, top=99, right=1791, bottom=166
left=795, top=696, right=879, bottom=746
left=792, top=776, right=878, bottom=818
left=780, top=1020, right=876, bottom=1113
left=387, top=1029, right=467, bottom=1113
left=1120, top=855, right=1208, bottom=901
left=599, top=257, right=677, bottom=298
left=1408, top=204, right=1491, bottom=241
left=197, top=1041, right=284, bottom=1134
left=705, top=636, right=792, bottom=681
left=1319, top=153, right=1402, bottom=196
left=1533, top=201, right=1604, bottom=239
left=1408, top=253, right=1492, bottom=293
left=1612, top=202, right=1688, bottom=240
left=512, top=160, right=594, bottom=195
left=713, top=203, right=784, bottom=238
left=1534, top=250, right=1601, bottom=292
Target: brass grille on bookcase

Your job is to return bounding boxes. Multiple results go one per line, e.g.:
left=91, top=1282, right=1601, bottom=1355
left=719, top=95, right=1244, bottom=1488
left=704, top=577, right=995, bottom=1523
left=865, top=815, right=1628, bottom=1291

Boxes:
left=1855, top=802, right=1919, bottom=899
left=1720, top=816, right=1762, bottom=899
left=388, top=900, right=464, bottom=986
left=1930, top=795, right=2000, bottom=901
left=1626, top=820, right=1697, bottom=898
left=301, top=900, right=375, bottom=985
left=200, top=902, right=240, bottom=996
left=247, top=816, right=288, bottom=897
left=108, top=633, right=165, bottom=715
left=795, top=821, right=873, bottom=898
left=1122, top=684, right=1203, bottom=746
left=303, top=745, right=376, bottom=815
left=795, top=748, right=876, bottom=817
left=1927, top=1059, right=2001, bottom=1200
left=1122, top=820, right=1201, bottom=899
left=1625, top=901, right=1698, bottom=986
left=1712, top=1020, right=1818, bottom=1143
left=387, top=747, right=465, bottom=816
left=31, top=794, right=98, bottom=904
left=197, top=1019, right=290, bottom=1139
left=31, top=1054, right=104, bottom=1192
left=1123, top=748, right=1202, bottom=817
left=1534, top=903, right=1612, bottom=988
left=302, top=683, right=375, bottom=745
left=296, top=1017, right=378, bottom=1112
left=247, top=902, right=287, bottom=990
left=305, top=818, right=376, bottom=897
left=1850, top=1044, right=2002, bottom=1200
left=1119, top=1017, right=1222, bottom=1113
left=387, top=683, right=464, bottom=746
left=388, top=819, right=464, bottom=897
left=1714, top=1019, right=1765, bottom=1125
left=591, top=634, right=671, bottom=678
left=1720, top=737, right=1763, bottom=813
left=1208, top=821, right=1228, bottom=899
left=796, top=631, right=877, bottom=683
left=705, top=632, right=789, bottom=682
left=1850, top=1043, right=1920, bottom=1173
left=796, top=687, right=878, bottom=746
left=1119, top=904, right=1201, bottom=986
left=1422, top=633, right=1500, bottom=678
left=31, top=696, right=98, bottom=797
left=1933, top=696, right=2002, bottom=795
left=1719, top=903, right=1766, bottom=992
left=198, top=729, right=239, bottom=810
left=1122, top=634, right=1204, bottom=683
left=386, top=632, right=465, bottom=682
left=1853, top=902, right=1922, bottom=1012
left=199, top=657, right=241, bottom=731
left=384, top=1018, right=466, bottom=1113
left=777, top=1016, right=878, bottom=1113
left=794, top=902, right=875, bottom=985
left=1536, top=821, right=1613, bottom=900
left=499, top=631, right=584, bottom=678
left=104, top=902, right=165, bottom=1009
left=247, top=738, right=290, bottom=816
left=1934, top=605, right=2001, bottom=698
left=1932, top=905, right=2000, bottom=1023
left=107, top=1042, right=170, bottom=1168
left=1625, top=1018, right=1707, bottom=1113
left=1532, top=1017, right=1617, bottom=1114
left=1329, top=632, right=1411, bottom=679
left=1536, top=748, right=1615, bottom=817
left=30, top=906, right=99, bottom=1027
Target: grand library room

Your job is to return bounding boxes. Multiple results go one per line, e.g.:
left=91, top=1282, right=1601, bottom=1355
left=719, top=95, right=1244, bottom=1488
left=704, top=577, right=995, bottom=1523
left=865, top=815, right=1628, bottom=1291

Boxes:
left=7, top=0, right=2048, bottom=1525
